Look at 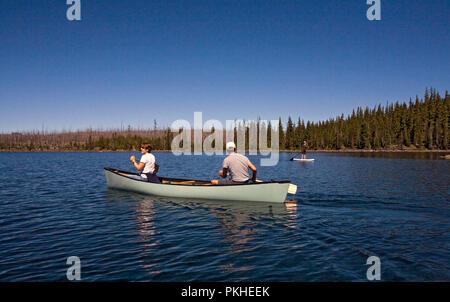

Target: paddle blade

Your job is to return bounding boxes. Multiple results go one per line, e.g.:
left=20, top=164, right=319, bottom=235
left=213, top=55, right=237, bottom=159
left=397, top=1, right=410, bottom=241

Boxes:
left=288, top=184, right=298, bottom=195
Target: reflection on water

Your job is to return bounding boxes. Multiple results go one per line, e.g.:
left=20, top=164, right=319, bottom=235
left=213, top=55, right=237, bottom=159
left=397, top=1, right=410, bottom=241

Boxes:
left=105, top=188, right=299, bottom=279
left=284, top=202, right=300, bottom=229
left=135, top=199, right=164, bottom=276
left=212, top=206, right=258, bottom=274
left=135, top=199, right=158, bottom=247
left=215, top=209, right=255, bottom=246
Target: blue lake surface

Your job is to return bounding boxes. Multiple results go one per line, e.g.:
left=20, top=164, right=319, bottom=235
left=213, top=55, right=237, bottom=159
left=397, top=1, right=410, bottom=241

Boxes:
left=0, top=151, right=449, bottom=281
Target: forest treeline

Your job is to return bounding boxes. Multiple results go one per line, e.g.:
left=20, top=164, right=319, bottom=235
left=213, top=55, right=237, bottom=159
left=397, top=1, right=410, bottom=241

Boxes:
left=0, top=88, right=448, bottom=151
left=280, top=88, right=449, bottom=150
left=0, top=129, right=174, bottom=151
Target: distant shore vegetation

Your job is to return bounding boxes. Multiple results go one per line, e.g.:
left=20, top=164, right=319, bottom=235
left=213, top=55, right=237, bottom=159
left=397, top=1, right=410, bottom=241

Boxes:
left=1, top=88, right=448, bottom=152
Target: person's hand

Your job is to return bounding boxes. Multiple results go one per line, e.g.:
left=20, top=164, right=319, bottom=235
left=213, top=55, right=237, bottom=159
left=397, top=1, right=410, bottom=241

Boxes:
left=130, top=155, right=136, bottom=163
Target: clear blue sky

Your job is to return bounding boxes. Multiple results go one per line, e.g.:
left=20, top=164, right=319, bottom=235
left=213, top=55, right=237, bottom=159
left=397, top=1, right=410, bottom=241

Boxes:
left=0, top=0, right=449, bottom=132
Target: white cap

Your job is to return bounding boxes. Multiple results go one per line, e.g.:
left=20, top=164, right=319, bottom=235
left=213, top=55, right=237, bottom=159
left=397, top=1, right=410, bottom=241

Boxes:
left=226, top=141, right=236, bottom=152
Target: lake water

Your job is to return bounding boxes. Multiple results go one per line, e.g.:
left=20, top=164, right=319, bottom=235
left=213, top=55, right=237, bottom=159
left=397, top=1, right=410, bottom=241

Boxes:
left=0, top=151, right=449, bottom=281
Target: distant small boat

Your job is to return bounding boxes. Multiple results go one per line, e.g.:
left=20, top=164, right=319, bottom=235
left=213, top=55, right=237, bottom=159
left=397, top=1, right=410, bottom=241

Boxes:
left=104, top=167, right=297, bottom=203
left=292, top=158, right=315, bottom=162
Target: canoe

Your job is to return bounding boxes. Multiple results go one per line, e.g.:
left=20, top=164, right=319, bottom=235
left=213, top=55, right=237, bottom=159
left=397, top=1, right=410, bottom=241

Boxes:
left=104, top=167, right=294, bottom=203
left=292, top=158, right=315, bottom=162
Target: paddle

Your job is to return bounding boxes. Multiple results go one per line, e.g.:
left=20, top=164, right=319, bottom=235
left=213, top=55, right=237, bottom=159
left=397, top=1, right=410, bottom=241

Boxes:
left=288, top=184, right=298, bottom=194
left=289, top=152, right=301, bottom=161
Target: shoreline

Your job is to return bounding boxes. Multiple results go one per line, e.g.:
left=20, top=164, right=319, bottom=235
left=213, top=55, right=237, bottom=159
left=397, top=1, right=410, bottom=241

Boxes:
left=295, top=149, right=450, bottom=153
left=1, top=149, right=448, bottom=153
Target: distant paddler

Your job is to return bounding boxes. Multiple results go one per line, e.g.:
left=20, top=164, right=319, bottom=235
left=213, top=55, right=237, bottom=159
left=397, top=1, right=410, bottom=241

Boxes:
left=130, top=143, right=161, bottom=183
left=290, top=140, right=310, bottom=161
left=301, top=140, right=308, bottom=159
left=211, top=142, right=258, bottom=185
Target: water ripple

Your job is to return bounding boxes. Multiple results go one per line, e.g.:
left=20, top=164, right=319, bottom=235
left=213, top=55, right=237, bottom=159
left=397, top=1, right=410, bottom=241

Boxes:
left=0, top=152, right=449, bottom=281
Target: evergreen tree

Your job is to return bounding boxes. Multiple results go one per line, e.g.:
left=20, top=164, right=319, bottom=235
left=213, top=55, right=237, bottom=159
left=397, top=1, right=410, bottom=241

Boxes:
left=278, top=118, right=285, bottom=150
left=285, top=117, right=295, bottom=150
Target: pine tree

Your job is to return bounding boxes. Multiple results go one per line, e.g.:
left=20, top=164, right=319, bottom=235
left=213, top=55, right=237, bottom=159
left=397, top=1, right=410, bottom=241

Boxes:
left=360, top=122, right=371, bottom=149
left=278, top=118, right=285, bottom=150
left=285, top=117, right=294, bottom=150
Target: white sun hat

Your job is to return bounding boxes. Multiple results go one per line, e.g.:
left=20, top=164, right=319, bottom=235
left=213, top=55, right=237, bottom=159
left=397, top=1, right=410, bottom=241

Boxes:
left=226, top=141, right=236, bottom=152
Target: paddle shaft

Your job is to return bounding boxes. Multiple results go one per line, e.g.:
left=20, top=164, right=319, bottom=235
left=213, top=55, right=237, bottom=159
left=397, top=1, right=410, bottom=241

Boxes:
left=290, top=152, right=302, bottom=161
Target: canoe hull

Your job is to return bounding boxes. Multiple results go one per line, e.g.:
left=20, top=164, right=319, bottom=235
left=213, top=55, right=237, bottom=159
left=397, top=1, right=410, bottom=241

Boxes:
left=104, top=168, right=290, bottom=203
left=293, top=158, right=315, bottom=162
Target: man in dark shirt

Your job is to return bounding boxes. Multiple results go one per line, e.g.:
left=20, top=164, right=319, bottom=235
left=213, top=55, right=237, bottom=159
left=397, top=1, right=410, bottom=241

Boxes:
left=301, top=140, right=308, bottom=159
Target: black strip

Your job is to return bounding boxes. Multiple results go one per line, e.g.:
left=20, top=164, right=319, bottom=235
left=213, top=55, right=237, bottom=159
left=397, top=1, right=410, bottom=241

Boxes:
left=0, top=282, right=445, bottom=299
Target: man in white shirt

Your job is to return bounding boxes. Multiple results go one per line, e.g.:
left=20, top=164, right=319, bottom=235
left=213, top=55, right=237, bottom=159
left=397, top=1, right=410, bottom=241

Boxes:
left=130, top=143, right=160, bottom=183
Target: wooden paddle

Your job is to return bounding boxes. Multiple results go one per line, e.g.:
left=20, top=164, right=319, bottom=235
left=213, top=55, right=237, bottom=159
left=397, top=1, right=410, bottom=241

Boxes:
left=288, top=184, right=298, bottom=194
left=166, top=180, right=196, bottom=185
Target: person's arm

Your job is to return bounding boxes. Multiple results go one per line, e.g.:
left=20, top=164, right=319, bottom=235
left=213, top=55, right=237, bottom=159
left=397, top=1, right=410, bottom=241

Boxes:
left=154, top=163, right=159, bottom=173
left=130, top=156, right=145, bottom=171
left=248, top=161, right=257, bottom=182
left=220, top=158, right=229, bottom=178
left=220, top=167, right=228, bottom=178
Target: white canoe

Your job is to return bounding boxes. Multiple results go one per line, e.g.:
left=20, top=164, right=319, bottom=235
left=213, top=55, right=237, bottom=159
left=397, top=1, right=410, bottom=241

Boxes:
left=292, top=158, right=315, bottom=162
left=104, top=168, right=294, bottom=203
